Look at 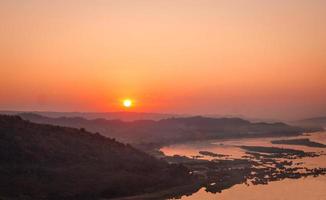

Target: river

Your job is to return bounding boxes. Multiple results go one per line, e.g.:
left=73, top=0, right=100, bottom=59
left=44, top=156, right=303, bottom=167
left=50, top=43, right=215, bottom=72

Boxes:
left=161, top=132, right=326, bottom=200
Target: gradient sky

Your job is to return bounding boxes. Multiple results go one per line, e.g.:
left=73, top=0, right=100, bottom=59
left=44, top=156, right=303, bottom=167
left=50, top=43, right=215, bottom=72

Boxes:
left=1, top=0, right=326, bottom=120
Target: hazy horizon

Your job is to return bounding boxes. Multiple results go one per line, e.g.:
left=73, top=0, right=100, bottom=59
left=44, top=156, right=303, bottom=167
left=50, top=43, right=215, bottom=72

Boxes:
left=1, top=0, right=326, bottom=121
left=1, top=109, right=324, bottom=122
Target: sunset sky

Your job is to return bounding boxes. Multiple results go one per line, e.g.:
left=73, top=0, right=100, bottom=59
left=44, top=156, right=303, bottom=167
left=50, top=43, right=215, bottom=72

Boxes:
left=1, top=0, right=325, bottom=120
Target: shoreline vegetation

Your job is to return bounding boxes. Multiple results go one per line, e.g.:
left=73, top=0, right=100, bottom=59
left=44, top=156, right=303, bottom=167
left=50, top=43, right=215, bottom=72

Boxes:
left=129, top=144, right=326, bottom=199
left=109, top=146, right=326, bottom=200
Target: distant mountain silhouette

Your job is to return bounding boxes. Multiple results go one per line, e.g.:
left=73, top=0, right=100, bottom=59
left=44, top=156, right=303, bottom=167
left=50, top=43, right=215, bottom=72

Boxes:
left=292, top=116, right=326, bottom=129
left=0, top=115, right=191, bottom=199
left=0, top=111, right=182, bottom=121
left=17, top=113, right=311, bottom=145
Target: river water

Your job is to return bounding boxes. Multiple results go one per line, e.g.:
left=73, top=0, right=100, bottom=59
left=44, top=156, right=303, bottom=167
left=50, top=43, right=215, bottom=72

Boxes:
left=161, top=132, right=326, bottom=200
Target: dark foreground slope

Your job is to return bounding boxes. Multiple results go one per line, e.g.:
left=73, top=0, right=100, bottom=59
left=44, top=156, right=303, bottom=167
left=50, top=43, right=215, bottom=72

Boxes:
left=0, top=115, right=191, bottom=199
left=18, top=113, right=314, bottom=145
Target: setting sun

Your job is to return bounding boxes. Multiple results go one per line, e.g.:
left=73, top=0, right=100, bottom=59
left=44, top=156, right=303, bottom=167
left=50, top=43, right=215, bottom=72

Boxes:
left=123, top=99, right=133, bottom=108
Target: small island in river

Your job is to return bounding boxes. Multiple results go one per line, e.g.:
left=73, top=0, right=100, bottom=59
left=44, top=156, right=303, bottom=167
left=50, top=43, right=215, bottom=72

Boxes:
left=271, top=138, right=326, bottom=148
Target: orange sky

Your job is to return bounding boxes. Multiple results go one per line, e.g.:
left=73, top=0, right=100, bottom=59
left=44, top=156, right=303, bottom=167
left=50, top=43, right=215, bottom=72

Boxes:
left=1, top=0, right=326, bottom=120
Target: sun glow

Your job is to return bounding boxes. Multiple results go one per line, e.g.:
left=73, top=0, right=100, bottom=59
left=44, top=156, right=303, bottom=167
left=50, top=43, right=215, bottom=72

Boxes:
left=122, top=99, right=133, bottom=108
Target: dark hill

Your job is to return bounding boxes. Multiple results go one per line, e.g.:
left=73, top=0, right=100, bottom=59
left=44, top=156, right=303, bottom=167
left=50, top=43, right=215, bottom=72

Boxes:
left=0, top=115, right=191, bottom=199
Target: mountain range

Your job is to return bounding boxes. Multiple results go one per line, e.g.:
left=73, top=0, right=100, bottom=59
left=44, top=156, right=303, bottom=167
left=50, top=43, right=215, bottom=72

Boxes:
left=291, top=116, right=326, bottom=129
left=15, top=112, right=317, bottom=145
left=0, top=111, right=182, bottom=121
